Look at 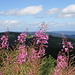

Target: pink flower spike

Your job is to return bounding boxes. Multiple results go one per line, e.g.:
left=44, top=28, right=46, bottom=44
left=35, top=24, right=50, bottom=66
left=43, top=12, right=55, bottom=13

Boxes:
left=18, top=32, right=27, bottom=44
left=65, top=48, right=68, bottom=52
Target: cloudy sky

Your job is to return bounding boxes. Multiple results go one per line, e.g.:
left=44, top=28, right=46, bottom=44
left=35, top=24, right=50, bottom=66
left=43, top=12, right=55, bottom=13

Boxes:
left=0, top=0, right=75, bottom=32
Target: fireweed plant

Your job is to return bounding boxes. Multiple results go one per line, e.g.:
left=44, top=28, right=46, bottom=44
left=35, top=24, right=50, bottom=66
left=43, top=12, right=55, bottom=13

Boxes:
left=16, top=30, right=49, bottom=75
left=16, top=32, right=28, bottom=64
left=0, top=34, right=9, bottom=49
left=27, top=30, right=49, bottom=75
left=53, top=35, right=75, bottom=75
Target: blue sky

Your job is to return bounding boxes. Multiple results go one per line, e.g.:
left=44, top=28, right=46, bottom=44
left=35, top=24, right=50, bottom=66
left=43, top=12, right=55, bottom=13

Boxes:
left=0, top=0, right=75, bottom=32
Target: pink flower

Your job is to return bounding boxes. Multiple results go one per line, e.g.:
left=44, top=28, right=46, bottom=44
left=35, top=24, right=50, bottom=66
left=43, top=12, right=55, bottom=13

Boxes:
left=18, top=32, right=27, bottom=44
left=0, top=35, right=9, bottom=49
left=33, top=30, right=49, bottom=57
left=0, top=71, right=3, bottom=75
left=29, top=72, right=34, bottom=74
left=63, top=45, right=65, bottom=48
left=28, top=49, right=40, bottom=62
left=35, top=31, right=49, bottom=45
left=65, top=48, right=68, bottom=52
left=16, top=45, right=28, bottom=64
left=38, top=49, right=45, bottom=56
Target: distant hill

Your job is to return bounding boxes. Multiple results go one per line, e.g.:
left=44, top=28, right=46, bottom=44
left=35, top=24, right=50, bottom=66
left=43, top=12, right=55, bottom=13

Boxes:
left=47, top=32, right=62, bottom=37
left=0, top=31, right=75, bottom=39
left=65, top=35, right=75, bottom=39
left=52, top=31, right=75, bottom=35
left=47, top=31, right=75, bottom=39
left=0, top=31, right=75, bottom=59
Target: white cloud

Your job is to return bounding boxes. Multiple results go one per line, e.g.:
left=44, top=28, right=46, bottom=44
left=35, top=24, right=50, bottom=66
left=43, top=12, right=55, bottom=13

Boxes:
left=16, top=5, right=43, bottom=16
left=0, top=11, right=5, bottom=15
left=0, top=20, right=21, bottom=31
left=32, top=21, right=40, bottom=25
left=61, top=4, right=75, bottom=14
left=46, top=8, right=60, bottom=15
left=48, top=22, right=75, bottom=27
left=0, top=20, right=21, bottom=25
left=57, top=4, right=75, bottom=18
left=49, top=22, right=57, bottom=25
left=0, top=5, right=43, bottom=16
left=65, top=22, right=75, bottom=25
left=0, top=9, right=18, bottom=15
left=0, top=20, right=41, bottom=32
left=57, top=14, right=75, bottom=18
left=0, top=20, right=22, bottom=32
left=5, top=9, right=18, bottom=15
left=46, top=4, right=75, bottom=18
left=0, top=20, right=75, bottom=32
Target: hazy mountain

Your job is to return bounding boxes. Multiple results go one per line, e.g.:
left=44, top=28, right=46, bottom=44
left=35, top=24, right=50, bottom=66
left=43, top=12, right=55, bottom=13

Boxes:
left=48, top=31, right=75, bottom=39
left=0, top=31, right=75, bottom=39
left=52, top=31, right=75, bottom=35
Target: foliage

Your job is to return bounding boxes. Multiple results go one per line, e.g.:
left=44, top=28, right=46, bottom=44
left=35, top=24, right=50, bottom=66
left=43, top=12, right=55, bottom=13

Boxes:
left=40, top=55, right=56, bottom=75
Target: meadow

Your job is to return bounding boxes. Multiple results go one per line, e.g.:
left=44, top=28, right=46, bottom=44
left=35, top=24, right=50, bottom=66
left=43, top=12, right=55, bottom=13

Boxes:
left=0, top=25, right=75, bottom=75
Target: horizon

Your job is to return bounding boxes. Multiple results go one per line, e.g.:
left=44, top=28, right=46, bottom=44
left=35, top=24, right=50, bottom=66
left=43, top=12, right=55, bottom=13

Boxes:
left=0, top=30, right=75, bottom=33
left=0, top=0, right=75, bottom=32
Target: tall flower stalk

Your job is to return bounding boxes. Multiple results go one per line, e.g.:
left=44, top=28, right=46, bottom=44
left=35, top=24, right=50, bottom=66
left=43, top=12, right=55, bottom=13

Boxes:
left=27, top=23, right=49, bottom=75
left=0, top=35, right=9, bottom=49
left=16, top=45, right=28, bottom=64
left=53, top=35, right=75, bottom=75
left=27, top=30, right=49, bottom=75
left=16, top=32, right=28, bottom=64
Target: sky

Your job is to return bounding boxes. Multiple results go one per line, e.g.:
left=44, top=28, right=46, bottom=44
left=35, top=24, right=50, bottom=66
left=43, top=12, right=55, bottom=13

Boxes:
left=0, top=0, right=75, bottom=32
